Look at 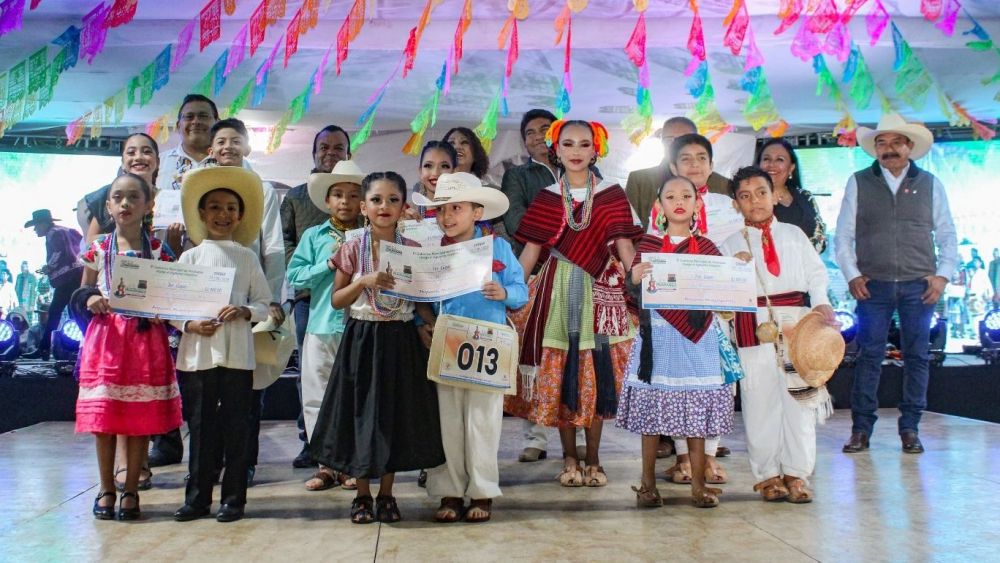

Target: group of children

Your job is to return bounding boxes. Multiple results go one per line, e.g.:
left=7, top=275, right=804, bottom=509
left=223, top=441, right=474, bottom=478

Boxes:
left=73, top=115, right=836, bottom=524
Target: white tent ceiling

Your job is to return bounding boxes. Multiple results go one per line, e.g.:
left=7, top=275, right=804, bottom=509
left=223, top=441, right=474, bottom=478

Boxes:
left=2, top=0, right=999, bottom=185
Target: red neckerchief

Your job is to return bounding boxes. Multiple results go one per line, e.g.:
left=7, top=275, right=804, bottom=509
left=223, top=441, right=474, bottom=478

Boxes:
left=441, top=224, right=505, bottom=273
left=746, top=217, right=780, bottom=276
left=660, top=233, right=699, bottom=254
left=694, top=185, right=709, bottom=235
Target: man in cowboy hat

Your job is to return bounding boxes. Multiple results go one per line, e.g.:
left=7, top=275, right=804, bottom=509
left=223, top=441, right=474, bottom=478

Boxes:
left=835, top=113, right=958, bottom=454
left=23, top=210, right=83, bottom=361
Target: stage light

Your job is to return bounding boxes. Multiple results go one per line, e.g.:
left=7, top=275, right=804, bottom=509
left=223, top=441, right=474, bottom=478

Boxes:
left=0, top=320, right=15, bottom=346
left=0, top=319, right=19, bottom=371
left=980, top=309, right=1000, bottom=365
left=52, top=319, right=82, bottom=374
left=59, top=319, right=83, bottom=344
left=836, top=310, right=857, bottom=344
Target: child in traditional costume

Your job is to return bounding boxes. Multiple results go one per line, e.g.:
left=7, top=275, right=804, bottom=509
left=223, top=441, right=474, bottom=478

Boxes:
left=309, top=172, right=444, bottom=524
left=287, top=160, right=366, bottom=493
left=76, top=173, right=182, bottom=521
left=618, top=176, right=735, bottom=508
left=720, top=167, right=838, bottom=504
left=172, top=167, right=272, bottom=523
left=413, top=172, right=528, bottom=524
left=505, top=120, right=641, bottom=487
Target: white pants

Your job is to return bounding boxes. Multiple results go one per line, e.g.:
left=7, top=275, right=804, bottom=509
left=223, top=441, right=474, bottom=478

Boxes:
left=301, top=332, right=341, bottom=440
left=427, top=385, right=504, bottom=499
left=521, top=420, right=586, bottom=451
left=673, top=436, right=721, bottom=456
left=738, top=344, right=817, bottom=483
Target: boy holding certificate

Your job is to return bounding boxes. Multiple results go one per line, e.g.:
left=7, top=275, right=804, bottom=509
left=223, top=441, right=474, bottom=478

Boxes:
left=412, top=172, right=528, bottom=523
left=720, top=167, right=838, bottom=504
left=172, top=167, right=272, bottom=523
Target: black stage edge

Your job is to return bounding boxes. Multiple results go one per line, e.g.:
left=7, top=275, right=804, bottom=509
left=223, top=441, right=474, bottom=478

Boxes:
left=2, top=361, right=998, bottom=434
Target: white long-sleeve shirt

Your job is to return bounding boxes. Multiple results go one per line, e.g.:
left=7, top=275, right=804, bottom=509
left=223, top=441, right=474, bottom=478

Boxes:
left=834, top=163, right=958, bottom=282
left=171, top=240, right=271, bottom=371
left=247, top=180, right=285, bottom=303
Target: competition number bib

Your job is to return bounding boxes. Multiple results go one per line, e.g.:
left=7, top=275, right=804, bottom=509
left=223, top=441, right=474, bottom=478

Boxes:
left=427, top=314, right=518, bottom=395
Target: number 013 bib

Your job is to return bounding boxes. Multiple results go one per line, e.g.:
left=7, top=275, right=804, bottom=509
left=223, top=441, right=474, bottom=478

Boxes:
left=427, top=314, right=519, bottom=395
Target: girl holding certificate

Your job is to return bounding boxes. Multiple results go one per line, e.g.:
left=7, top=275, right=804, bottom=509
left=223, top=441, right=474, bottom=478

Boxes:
left=618, top=176, right=735, bottom=509
left=309, top=172, right=444, bottom=525
left=76, top=173, right=182, bottom=521
left=411, top=172, right=528, bottom=524
left=506, top=120, right=642, bottom=488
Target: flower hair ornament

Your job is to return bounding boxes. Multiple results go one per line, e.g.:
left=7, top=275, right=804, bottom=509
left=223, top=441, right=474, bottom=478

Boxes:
left=544, top=119, right=611, bottom=159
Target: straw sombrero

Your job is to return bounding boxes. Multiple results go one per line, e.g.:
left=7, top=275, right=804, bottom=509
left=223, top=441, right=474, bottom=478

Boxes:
left=785, top=311, right=845, bottom=388
left=181, top=166, right=264, bottom=246
left=306, top=160, right=366, bottom=211
left=857, top=113, right=934, bottom=160
left=252, top=315, right=296, bottom=390
left=411, top=172, right=509, bottom=220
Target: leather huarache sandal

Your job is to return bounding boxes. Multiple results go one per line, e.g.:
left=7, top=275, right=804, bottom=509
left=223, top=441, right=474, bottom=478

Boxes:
left=557, top=464, right=584, bottom=487
left=783, top=476, right=813, bottom=504
left=375, top=495, right=402, bottom=523
left=350, top=495, right=375, bottom=524
left=465, top=499, right=493, bottom=523
left=631, top=484, right=664, bottom=508
left=664, top=461, right=692, bottom=484
left=340, top=475, right=358, bottom=490
left=753, top=477, right=790, bottom=502
left=434, top=497, right=465, bottom=523
left=584, top=465, right=608, bottom=487
left=304, top=469, right=339, bottom=491
left=692, top=487, right=722, bottom=508
left=705, top=458, right=728, bottom=484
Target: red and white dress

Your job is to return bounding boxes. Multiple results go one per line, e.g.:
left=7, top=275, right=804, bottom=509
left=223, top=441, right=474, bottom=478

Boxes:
left=74, top=233, right=182, bottom=436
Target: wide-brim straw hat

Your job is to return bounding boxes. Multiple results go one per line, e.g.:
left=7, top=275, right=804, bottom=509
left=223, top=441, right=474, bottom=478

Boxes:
left=181, top=166, right=264, bottom=246
left=307, top=160, right=366, bottom=211
left=786, top=311, right=846, bottom=388
left=857, top=112, right=934, bottom=160
left=252, top=315, right=296, bottom=390
left=411, top=172, right=509, bottom=220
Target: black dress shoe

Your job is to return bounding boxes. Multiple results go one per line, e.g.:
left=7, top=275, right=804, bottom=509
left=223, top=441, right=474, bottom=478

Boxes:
left=117, top=492, right=141, bottom=521
left=148, top=430, right=184, bottom=467
left=292, top=445, right=316, bottom=468
left=842, top=432, right=870, bottom=453
left=900, top=431, right=924, bottom=454
left=216, top=504, right=245, bottom=523
left=174, top=504, right=211, bottom=522
left=93, top=491, right=116, bottom=520
left=715, top=446, right=731, bottom=458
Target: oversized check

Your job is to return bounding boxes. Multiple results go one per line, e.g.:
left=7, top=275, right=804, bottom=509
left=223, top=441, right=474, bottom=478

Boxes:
left=379, top=236, right=493, bottom=302
left=109, top=256, right=236, bottom=320
left=640, top=253, right=757, bottom=312
left=427, top=314, right=518, bottom=395
left=152, top=189, right=183, bottom=229
left=346, top=220, right=444, bottom=247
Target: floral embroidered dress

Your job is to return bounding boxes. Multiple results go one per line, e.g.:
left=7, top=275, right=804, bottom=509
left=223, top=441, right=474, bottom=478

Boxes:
left=74, top=233, right=182, bottom=436
left=505, top=180, right=642, bottom=428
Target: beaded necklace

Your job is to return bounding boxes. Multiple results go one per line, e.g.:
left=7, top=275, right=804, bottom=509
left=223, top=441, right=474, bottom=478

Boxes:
left=560, top=172, right=597, bottom=231
left=360, top=227, right=405, bottom=317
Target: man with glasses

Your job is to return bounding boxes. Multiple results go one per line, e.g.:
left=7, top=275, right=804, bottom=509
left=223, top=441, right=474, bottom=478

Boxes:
left=279, top=125, right=352, bottom=469
left=625, top=117, right=729, bottom=231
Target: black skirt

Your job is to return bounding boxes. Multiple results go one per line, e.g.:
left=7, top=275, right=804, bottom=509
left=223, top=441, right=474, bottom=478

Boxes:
left=309, top=318, right=445, bottom=478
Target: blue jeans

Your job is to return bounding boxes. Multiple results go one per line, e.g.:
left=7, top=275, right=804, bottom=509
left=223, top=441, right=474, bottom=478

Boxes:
left=851, top=279, right=934, bottom=435
left=293, top=297, right=310, bottom=444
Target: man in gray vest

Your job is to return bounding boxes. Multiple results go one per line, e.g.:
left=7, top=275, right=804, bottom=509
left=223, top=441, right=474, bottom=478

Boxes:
left=835, top=113, right=958, bottom=454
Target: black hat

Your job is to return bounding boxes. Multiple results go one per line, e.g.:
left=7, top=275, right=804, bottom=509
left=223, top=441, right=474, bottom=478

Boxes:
left=24, top=209, right=60, bottom=228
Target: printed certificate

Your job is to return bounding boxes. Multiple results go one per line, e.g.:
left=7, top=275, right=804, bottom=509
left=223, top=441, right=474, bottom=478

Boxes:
left=702, top=193, right=745, bottom=246
left=346, top=220, right=444, bottom=247
left=379, top=236, right=493, bottom=302
left=152, top=189, right=183, bottom=229
left=427, top=314, right=518, bottom=394
left=109, top=256, right=236, bottom=320
left=640, top=253, right=757, bottom=312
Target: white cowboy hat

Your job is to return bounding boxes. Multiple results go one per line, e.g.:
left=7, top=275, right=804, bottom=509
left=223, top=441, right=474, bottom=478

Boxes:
left=411, top=172, right=509, bottom=220
left=181, top=166, right=264, bottom=246
left=307, top=160, right=366, bottom=211
left=252, top=315, right=296, bottom=390
left=857, top=112, right=934, bottom=160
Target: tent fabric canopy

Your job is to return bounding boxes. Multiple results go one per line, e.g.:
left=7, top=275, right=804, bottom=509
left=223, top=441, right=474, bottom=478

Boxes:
left=1, top=1, right=998, bottom=167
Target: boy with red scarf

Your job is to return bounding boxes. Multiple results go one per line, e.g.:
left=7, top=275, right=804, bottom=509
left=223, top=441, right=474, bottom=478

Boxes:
left=720, top=167, right=837, bottom=504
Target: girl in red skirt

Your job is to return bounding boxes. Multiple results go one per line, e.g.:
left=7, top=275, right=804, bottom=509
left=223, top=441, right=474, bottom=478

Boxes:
left=75, top=173, right=182, bottom=521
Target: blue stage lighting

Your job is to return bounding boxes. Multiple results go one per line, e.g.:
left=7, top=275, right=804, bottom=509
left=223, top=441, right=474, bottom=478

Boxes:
left=836, top=310, right=857, bottom=344
left=0, top=320, right=15, bottom=346
left=60, top=319, right=83, bottom=344
left=983, top=309, right=1000, bottom=339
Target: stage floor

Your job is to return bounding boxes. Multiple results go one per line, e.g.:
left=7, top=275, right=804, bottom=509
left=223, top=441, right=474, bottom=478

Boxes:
left=1, top=410, right=998, bottom=562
